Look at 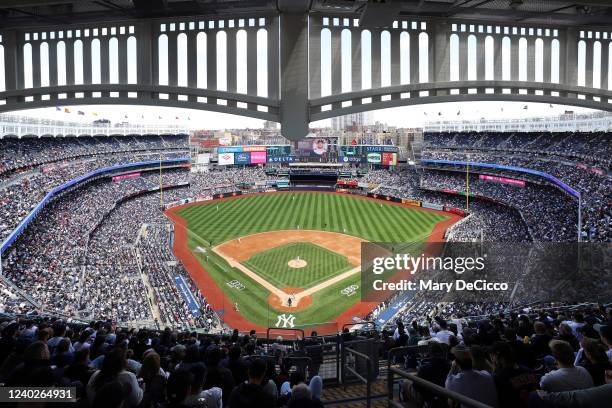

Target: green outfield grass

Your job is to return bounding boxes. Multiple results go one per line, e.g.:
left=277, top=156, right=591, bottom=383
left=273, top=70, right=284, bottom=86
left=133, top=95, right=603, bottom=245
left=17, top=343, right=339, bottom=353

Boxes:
left=242, top=242, right=354, bottom=289
left=177, top=192, right=448, bottom=329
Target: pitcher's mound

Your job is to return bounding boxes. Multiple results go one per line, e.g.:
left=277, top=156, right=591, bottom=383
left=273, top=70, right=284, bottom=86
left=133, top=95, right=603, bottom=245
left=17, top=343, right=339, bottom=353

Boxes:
left=288, top=258, right=307, bottom=268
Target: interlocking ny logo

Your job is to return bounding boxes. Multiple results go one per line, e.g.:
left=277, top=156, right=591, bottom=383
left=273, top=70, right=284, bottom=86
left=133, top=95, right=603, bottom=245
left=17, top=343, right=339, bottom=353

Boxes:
left=275, top=314, right=296, bottom=328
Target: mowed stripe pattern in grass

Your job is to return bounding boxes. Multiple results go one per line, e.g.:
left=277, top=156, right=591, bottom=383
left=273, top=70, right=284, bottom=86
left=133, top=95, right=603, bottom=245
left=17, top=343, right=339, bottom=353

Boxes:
left=179, top=192, right=447, bottom=245
left=242, top=242, right=354, bottom=289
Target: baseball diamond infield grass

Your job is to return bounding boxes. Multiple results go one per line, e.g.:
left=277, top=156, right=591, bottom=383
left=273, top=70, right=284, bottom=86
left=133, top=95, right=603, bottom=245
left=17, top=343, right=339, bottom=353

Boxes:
left=243, top=242, right=354, bottom=289
left=176, top=192, right=449, bottom=329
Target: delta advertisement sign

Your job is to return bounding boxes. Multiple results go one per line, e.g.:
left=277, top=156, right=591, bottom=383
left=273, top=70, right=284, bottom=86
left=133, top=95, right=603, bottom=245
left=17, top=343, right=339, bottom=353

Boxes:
left=267, top=155, right=296, bottom=163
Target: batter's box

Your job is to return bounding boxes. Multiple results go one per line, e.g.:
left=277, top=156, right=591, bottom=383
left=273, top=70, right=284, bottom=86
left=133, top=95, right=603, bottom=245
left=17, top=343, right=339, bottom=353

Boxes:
left=226, top=280, right=246, bottom=291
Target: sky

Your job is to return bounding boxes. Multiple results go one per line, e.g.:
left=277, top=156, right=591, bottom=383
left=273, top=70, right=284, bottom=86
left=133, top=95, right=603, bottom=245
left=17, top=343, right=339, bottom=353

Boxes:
left=8, top=22, right=611, bottom=130
left=13, top=102, right=601, bottom=130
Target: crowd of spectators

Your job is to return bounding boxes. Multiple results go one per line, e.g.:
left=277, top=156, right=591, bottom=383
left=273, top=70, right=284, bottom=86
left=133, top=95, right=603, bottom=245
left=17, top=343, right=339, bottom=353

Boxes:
left=0, top=135, right=186, bottom=179
left=383, top=303, right=612, bottom=408
left=1, top=302, right=611, bottom=407
left=0, top=141, right=187, bottom=243
left=1, top=164, right=273, bottom=329
left=422, top=131, right=610, bottom=242
left=0, top=317, right=327, bottom=408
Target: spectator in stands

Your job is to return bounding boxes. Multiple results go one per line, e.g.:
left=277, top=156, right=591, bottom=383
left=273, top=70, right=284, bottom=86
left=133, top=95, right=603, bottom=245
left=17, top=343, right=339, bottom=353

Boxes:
left=137, top=351, right=167, bottom=407
left=182, top=364, right=222, bottom=408
left=403, top=342, right=450, bottom=405
left=445, top=345, right=499, bottom=407
left=228, top=358, right=276, bottom=408
left=530, top=321, right=553, bottom=359
left=539, top=340, right=594, bottom=392
left=87, top=348, right=143, bottom=407
left=596, top=324, right=612, bottom=359
left=554, top=323, right=581, bottom=352
left=575, top=337, right=612, bottom=386
left=490, top=341, right=538, bottom=408
left=203, top=347, right=235, bottom=406
left=434, top=320, right=454, bottom=345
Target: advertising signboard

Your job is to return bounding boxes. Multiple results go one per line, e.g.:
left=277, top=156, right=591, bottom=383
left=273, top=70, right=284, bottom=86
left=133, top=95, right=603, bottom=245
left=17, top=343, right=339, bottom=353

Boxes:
left=267, top=155, right=296, bottom=163
left=367, top=153, right=382, bottom=163
left=217, top=146, right=242, bottom=153
left=381, top=152, right=397, bottom=166
left=218, top=152, right=235, bottom=165
left=338, top=156, right=363, bottom=163
left=234, top=152, right=251, bottom=165
left=250, top=151, right=267, bottom=164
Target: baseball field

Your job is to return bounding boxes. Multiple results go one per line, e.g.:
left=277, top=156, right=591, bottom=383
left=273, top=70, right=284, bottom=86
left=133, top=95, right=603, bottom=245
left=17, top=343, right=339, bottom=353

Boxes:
left=166, top=191, right=457, bottom=334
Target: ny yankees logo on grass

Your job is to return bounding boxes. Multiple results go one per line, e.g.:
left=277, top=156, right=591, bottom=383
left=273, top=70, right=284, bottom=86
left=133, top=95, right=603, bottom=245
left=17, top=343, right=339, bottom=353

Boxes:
left=275, top=314, right=296, bottom=328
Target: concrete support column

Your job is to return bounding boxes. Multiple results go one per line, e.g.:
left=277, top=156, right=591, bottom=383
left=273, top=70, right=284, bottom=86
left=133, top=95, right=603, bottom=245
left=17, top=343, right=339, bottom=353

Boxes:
left=390, top=30, right=401, bottom=87
left=601, top=41, right=609, bottom=91
left=32, top=42, right=41, bottom=88
left=543, top=38, right=551, bottom=84
left=118, top=36, right=128, bottom=97
left=247, top=29, right=258, bottom=109
left=206, top=29, right=217, bottom=104
left=527, top=38, right=535, bottom=84
left=137, top=21, right=153, bottom=101
left=458, top=33, right=468, bottom=83
left=351, top=27, right=362, bottom=92
left=186, top=31, right=197, bottom=101
left=308, top=16, right=321, bottom=99
left=432, top=22, right=449, bottom=96
left=267, top=16, right=280, bottom=100
left=371, top=29, right=381, bottom=94
left=65, top=39, right=75, bottom=87
left=510, top=37, right=519, bottom=93
left=226, top=29, right=237, bottom=95
left=563, top=28, right=578, bottom=89
left=476, top=35, right=486, bottom=80
left=279, top=12, right=309, bottom=139
left=584, top=40, right=593, bottom=89
left=2, top=31, right=22, bottom=104
left=331, top=28, right=342, bottom=96
left=49, top=41, right=58, bottom=87
left=166, top=32, right=177, bottom=88
left=493, top=36, right=502, bottom=81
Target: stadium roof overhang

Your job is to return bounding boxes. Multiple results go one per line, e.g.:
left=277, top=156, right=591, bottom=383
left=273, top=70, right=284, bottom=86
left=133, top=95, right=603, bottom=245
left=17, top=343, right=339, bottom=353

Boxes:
left=1, top=0, right=611, bottom=28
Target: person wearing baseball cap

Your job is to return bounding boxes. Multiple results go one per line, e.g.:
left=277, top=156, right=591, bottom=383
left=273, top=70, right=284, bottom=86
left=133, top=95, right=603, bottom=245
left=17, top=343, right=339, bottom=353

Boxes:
left=594, top=324, right=612, bottom=360
left=445, top=345, right=499, bottom=407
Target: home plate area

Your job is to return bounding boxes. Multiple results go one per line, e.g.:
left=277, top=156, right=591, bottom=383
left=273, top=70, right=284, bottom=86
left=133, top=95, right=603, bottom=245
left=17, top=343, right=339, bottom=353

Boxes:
left=213, top=230, right=364, bottom=310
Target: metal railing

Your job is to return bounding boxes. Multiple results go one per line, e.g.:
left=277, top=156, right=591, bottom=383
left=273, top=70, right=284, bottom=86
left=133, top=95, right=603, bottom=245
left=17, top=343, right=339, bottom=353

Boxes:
left=387, top=363, right=493, bottom=408
left=343, top=347, right=374, bottom=408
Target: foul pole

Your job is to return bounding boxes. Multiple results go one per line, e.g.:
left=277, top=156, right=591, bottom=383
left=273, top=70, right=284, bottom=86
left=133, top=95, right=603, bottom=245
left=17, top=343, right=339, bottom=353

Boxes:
left=465, top=158, right=470, bottom=211
left=159, top=154, right=164, bottom=208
